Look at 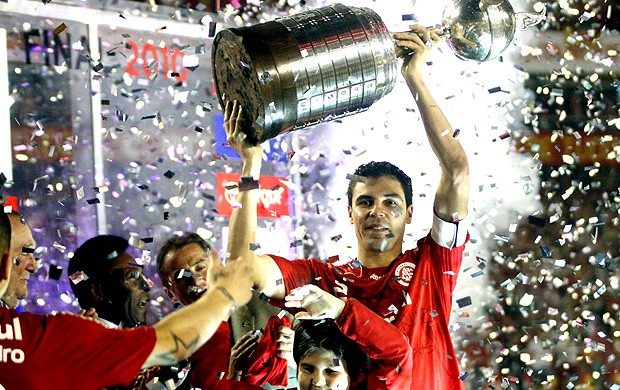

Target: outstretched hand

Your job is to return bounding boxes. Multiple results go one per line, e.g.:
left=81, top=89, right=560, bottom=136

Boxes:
left=393, top=24, right=442, bottom=82
left=77, top=307, right=103, bottom=324
left=284, top=284, right=345, bottom=320
left=228, top=330, right=260, bottom=379
left=224, top=100, right=263, bottom=161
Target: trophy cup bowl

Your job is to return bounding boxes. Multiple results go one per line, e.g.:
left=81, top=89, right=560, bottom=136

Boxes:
left=442, top=0, right=517, bottom=61
left=212, top=1, right=517, bottom=144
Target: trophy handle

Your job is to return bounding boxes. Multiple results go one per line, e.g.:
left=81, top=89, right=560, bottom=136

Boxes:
left=391, top=26, right=449, bottom=58
left=515, top=8, right=546, bottom=30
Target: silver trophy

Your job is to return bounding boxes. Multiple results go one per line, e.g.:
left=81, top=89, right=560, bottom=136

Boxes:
left=212, top=1, right=528, bottom=144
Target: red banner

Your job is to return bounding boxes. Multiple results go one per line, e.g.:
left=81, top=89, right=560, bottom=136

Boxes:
left=216, top=172, right=289, bottom=218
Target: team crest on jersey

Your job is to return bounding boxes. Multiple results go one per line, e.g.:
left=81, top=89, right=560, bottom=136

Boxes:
left=394, top=262, right=416, bottom=287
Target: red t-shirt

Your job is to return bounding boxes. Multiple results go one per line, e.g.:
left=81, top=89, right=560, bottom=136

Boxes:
left=0, top=308, right=156, bottom=390
left=270, top=217, right=468, bottom=390
left=188, top=321, right=260, bottom=390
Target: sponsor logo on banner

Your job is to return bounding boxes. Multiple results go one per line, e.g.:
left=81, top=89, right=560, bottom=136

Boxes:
left=216, top=172, right=289, bottom=218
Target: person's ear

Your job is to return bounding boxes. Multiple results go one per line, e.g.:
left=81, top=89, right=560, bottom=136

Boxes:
left=163, top=285, right=179, bottom=304
left=0, top=253, right=13, bottom=299
left=89, top=281, right=106, bottom=303
left=348, top=206, right=353, bottom=224
left=406, top=205, right=413, bottom=224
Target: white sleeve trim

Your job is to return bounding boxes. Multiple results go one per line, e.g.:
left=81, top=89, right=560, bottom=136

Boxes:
left=431, top=214, right=469, bottom=249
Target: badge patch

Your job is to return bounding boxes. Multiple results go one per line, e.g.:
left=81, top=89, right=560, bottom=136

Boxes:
left=394, top=262, right=416, bottom=287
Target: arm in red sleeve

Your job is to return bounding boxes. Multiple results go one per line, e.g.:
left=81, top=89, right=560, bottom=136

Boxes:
left=336, top=299, right=413, bottom=389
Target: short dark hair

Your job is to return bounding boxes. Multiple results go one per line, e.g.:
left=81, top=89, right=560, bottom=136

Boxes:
left=346, top=161, right=413, bottom=208
left=68, top=235, right=129, bottom=307
left=0, top=213, right=10, bottom=258
left=156, top=232, right=212, bottom=286
left=294, top=319, right=369, bottom=383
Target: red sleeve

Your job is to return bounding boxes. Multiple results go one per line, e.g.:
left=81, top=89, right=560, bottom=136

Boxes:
left=0, top=308, right=156, bottom=389
left=427, top=234, right=466, bottom=296
left=42, top=313, right=156, bottom=387
left=336, top=299, right=413, bottom=389
left=270, top=255, right=332, bottom=294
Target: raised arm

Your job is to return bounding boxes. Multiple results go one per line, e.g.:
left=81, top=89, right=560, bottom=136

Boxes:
left=224, top=100, right=286, bottom=299
left=143, top=261, right=254, bottom=368
left=394, top=26, right=470, bottom=221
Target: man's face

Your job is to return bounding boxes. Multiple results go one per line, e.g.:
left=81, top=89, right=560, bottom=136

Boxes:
left=161, top=242, right=221, bottom=306
left=348, top=176, right=412, bottom=255
left=297, top=349, right=350, bottom=390
left=103, top=252, right=151, bottom=327
left=3, top=217, right=37, bottom=309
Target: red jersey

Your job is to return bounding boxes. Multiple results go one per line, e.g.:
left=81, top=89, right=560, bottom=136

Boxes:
left=337, top=298, right=412, bottom=389
left=270, top=216, right=468, bottom=390
left=0, top=308, right=155, bottom=390
left=188, top=321, right=261, bottom=390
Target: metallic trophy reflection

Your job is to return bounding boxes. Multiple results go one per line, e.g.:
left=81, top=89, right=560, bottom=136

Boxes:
left=212, top=1, right=523, bottom=144
left=442, top=0, right=516, bottom=61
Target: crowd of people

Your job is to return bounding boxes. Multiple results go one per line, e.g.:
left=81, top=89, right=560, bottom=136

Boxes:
left=0, top=25, right=472, bottom=390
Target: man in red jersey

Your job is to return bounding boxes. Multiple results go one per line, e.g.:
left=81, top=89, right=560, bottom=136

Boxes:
left=156, top=231, right=294, bottom=389
left=224, top=24, right=470, bottom=390
left=0, top=212, right=255, bottom=390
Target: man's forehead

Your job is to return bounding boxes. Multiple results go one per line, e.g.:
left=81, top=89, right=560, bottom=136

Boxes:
left=107, top=251, right=140, bottom=269
left=165, top=245, right=210, bottom=268
left=10, top=223, right=35, bottom=248
left=352, top=183, right=405, bottom=200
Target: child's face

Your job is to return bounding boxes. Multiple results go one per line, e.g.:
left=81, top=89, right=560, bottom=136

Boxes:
left=297, top=348, right=350, bottom=390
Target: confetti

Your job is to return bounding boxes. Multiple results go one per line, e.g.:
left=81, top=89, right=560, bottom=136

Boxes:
left=346, top=173, right=367, bottom=182
left=456, top=296, right=472, bottom=308
left=258, top=293, right=270, bottom=303
left=208, top=21, right=217, bottom=37
left=48, top=264, right=63, bottom=280
left=52, top=242, right=66, bottom=253
left=69, top=271, right=89, bottom=284
left=53, top=23, right=67, bottom=35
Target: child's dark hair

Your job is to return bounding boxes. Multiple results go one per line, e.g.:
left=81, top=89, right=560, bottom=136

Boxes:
left=293, top=319, right=369, bottom=383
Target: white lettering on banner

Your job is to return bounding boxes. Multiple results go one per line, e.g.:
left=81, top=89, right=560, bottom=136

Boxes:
left=259, top=187, right=284, bottom=208
left=223, top=185, right=284, bottom=209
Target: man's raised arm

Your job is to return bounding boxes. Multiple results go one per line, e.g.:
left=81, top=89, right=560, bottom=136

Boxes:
left=394, top=26, right=470, bottom=222
left=224, top=100, right=286, bottom=299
